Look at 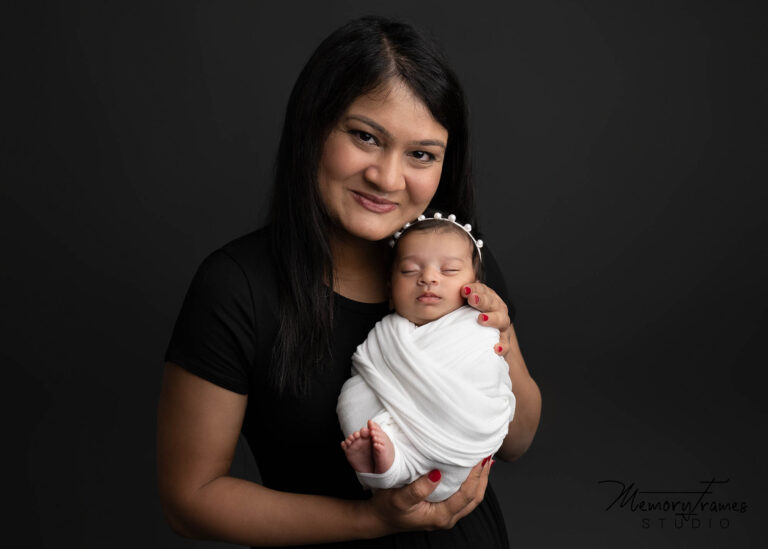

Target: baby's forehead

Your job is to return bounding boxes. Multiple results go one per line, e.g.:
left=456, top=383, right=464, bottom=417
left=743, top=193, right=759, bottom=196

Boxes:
left=394, top=228, right=474, bottom=260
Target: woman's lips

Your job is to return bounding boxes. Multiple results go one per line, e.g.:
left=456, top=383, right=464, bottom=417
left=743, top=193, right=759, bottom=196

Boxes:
left=351, top=191, right=397, bottom=213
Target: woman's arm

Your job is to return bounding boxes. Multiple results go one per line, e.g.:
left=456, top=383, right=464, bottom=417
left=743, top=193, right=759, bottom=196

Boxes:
left=494, top=323, right=541, bottom=461
left=157, top=362, right=491, bottom=546
left=463, top=285, right=542, bottom=462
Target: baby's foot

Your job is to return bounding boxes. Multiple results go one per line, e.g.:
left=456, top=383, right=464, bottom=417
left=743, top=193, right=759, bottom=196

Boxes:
left=368, top=419, right=395, bottom=474
left=341, top=425, right=374, bottom=473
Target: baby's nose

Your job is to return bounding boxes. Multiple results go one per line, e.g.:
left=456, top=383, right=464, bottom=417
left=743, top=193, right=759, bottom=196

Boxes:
left=418, top=269, right=439, bottom=285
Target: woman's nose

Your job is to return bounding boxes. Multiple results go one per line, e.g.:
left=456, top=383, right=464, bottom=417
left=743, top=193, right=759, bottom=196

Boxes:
left=364, top=152, right=405, bottom=192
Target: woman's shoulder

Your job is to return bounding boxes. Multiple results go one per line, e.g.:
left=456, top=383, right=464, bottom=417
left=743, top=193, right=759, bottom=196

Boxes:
left=179, top=225, right=279, bottom=328
left=164, top=226, right=278, bottom=393
left=197, top=225, right=277, bottom=289
left=216, top=225, right=273, bottom=269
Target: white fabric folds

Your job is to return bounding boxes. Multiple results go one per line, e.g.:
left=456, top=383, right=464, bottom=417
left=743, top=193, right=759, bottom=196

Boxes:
left=337, top=306, right=515, bottom=502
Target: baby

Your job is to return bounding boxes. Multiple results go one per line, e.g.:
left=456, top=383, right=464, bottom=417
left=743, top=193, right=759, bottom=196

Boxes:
left=336, top=212, right=516, bottom=502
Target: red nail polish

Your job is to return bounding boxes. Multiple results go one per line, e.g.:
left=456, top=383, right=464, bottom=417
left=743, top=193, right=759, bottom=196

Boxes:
left=481, top=314, right=488, bottom=322
left=497, top=345, right=503, bottom=353
left=464, top=286, right=471, bottom=295
left=474, top=294, right=480, bottom=304
left=482, top=456, right=490, bottom=466
left=428, top=469, right=441, bottom=482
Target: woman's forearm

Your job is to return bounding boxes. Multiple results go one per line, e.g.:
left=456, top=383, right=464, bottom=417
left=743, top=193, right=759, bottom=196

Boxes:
left=163, top=474, right=386, bottom=546
left=162, top=464, right=492, bottom=546
left=496, top=325, right=542, bottom=462
left=158, top=363, right=391, bottom=546
left=498, top=373, right=541, bottom=461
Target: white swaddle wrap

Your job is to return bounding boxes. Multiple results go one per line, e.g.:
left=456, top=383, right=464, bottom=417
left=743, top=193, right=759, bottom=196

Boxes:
left=337, top=305, right=515, bottom=502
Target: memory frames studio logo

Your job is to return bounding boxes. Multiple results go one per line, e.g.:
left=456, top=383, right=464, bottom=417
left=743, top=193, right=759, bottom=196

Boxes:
left=598, top=478, right=749, bottom=530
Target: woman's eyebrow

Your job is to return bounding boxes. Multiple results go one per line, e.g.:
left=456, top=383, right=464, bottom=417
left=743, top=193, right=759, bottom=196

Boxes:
left=346, top=115, right=391, bottom=138
left=345, top=115, right=447, bottom=149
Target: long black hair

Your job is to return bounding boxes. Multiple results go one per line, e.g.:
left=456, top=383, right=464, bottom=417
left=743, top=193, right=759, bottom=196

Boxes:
left=268, top=15, right=475, bottom=396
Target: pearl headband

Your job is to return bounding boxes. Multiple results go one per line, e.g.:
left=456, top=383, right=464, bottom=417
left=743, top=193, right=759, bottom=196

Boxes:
left=389, top=212, right=484, bottom=261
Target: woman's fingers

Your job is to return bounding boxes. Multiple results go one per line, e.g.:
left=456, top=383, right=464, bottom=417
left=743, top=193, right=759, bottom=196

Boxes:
left=495, top=327, right=513, bottom=356
left=436, top=458, right=492, bottom=526
left=463, top=284, right=509, bottom=324
left=462, top=284, right=511, bottom=356
left=395, top=469, right=442, bottom=509
left=369, top=459, right=492, bottom=532
left=462, top=283, right=486, bottom=308
left=368, top=470, right=441, bottom=532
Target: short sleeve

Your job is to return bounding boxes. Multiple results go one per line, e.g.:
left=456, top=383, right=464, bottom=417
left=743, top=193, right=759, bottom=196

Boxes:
left=482, top=246, right=517, bottom=324
left=164, top=249, right=255, bottom=394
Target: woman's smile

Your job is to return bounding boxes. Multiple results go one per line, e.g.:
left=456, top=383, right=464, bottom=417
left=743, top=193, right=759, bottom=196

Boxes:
left=351, top=190, right=398, bottom=213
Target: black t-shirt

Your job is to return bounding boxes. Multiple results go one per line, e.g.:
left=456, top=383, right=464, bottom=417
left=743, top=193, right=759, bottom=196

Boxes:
left=164, top=226, right=514, bottom=548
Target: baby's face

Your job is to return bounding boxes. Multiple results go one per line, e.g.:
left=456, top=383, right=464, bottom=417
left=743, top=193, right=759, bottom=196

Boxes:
left=390, top=229, right=476, bottom=326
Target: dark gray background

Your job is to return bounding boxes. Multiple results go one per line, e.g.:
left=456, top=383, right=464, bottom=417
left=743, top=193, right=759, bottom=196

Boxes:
left=6, top=1, right=766, bottom=547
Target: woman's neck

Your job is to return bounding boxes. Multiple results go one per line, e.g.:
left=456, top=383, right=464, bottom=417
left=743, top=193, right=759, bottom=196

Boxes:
left=328, top=228, right=389, bottom=304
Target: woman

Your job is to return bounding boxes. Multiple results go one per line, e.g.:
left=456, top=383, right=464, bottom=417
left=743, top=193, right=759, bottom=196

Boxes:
left=157, top=15, right=541, bottom=548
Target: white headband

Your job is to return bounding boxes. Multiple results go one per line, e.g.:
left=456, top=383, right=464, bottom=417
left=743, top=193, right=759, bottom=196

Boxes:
left=389, top=212, right=484, bottom=261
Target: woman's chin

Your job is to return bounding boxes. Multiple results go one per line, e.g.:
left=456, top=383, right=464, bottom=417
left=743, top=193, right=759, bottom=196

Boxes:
left=337, top=219, right=400, bottom=243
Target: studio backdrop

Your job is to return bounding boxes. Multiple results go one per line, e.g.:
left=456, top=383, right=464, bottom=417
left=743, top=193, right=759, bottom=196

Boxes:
left=6, top=1, right=766, bottom=547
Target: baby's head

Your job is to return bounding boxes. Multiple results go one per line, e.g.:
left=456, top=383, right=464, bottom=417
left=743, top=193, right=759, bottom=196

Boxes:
left=389, top=215, right=484, bottom=326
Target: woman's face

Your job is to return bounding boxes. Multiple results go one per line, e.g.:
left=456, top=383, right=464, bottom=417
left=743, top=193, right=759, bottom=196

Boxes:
left=317, top=79, right=449, bottom=243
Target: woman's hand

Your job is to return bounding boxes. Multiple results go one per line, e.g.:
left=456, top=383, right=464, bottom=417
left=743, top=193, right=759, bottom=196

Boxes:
left=461, top=283, right=543, bottom=463
left=462, top=283, right=512, bottom=356
left=366, top=459, right=492, bottom=535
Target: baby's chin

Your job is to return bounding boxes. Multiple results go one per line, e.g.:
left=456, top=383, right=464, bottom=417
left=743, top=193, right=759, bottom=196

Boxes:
left=400, top=312, right=432, bottom=327
left=401, top=305, right=463, bottom=326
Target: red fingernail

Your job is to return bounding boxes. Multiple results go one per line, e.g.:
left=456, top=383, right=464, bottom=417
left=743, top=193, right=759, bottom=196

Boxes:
left=428, top=469, right=442, bottom=482
left=482, top=456, right=491, bottom=466
left=497, top=345, right=503, bottom=353
left=490, top=459, right=496, bottom=467
left=481, top=314, right=489, bottom=322
left=474, top=294, right=480, bottom=304
left=464, top=286, right=471, bottom=295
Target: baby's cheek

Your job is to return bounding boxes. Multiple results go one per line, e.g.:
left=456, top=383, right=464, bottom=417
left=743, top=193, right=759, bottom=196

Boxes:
left=452, top=283, right=471, bottom=306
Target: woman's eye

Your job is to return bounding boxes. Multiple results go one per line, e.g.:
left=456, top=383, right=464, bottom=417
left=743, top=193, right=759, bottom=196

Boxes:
left=411, top=150, right=436, bottom=162
left=351, top=130, right=377, bottom=145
